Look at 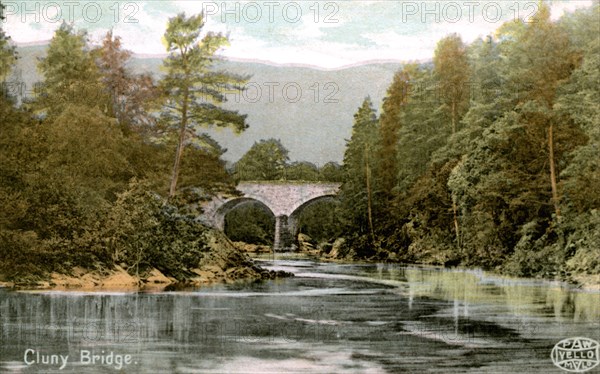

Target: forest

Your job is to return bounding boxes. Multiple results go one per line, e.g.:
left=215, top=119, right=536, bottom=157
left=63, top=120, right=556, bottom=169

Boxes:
left=0, top=2, right=598, bottom=285
left=332, top=3, right=600, bottom=281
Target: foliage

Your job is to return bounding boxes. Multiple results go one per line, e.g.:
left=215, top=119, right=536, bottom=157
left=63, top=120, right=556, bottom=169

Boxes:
left=285, top=161, right=320, bottom=181
left=334, top=3, right=600, bottom=282
left=225, top=202, right=275, bottom=245
left=234, top=138, right=289, bottom=181
left=0, top=11, right=247, bottom=282
left=338, top=97, right=379, bottom=250
left=295, top=199, right=342, bottom=243
left=159, top=12, right=248, bottom=197
left=319, top=162, right=344, bottom=182
left=33, top=22, right=108, bottom=119
left=96, top=31, right=159, bottom=130
left=0, top=1, right=16, bottom=81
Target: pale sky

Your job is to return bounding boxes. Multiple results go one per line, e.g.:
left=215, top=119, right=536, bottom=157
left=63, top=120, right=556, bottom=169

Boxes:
left=2, top=0, right=594, bottom=68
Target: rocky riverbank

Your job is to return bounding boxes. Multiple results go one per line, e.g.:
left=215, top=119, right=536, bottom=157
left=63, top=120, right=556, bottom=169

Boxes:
left=0, top=230, right=292, bottom=291
left=292, top=234, right=600, bottom=292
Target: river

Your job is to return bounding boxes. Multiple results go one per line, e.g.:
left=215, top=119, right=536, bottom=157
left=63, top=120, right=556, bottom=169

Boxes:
left=1, top=259, right=599, bottom=373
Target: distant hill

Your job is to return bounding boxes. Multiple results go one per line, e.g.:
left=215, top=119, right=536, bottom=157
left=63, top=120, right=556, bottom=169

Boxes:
left=12, top=44, right=402, bottom=164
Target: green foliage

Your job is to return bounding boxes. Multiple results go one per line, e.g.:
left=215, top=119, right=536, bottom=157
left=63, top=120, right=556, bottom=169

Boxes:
left=295, top=199, right=342, bottom=243
left=159, top=12, right=248, bottom=196
left=376, top=69, right=410, bottom=198
left=0, top=1, right=16, bottom=81
left=335, top=4, right=599, bottom=283
left=234, top=138, right=289, bottom=180
left=319, top=162, right=344, bottom=182
left=73, top=179, right=211, bottom=280
left=33, top=22, right=108, bottom=118
left=179, top=138, right=236, bottom=195
left=0, top=11, right=246, bottom=283
left=338, top=97, right=378, bottom=244
left=285, top=161, right=320, bottom=181
left=233, top=140, right=343, bottom=182
left=564, top=211, right=600, bottom=275
left=433, top=33, right=470, bottom=134
left=225, top=202, right=275, bottom=245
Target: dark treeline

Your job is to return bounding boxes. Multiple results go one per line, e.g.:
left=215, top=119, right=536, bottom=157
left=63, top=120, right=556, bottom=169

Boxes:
left=336, top=4, right=599, bottom=279
left=0, top=9, right=248, bottom=281
left=232, top=138, right=344, bottom=182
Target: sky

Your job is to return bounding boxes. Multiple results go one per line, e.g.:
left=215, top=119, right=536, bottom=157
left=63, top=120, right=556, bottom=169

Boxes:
left=2, top=0, right=595, bottom=69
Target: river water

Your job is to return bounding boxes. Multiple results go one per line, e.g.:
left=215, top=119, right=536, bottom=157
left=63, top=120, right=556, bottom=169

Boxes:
left=1, top=259, right=599, bottom=373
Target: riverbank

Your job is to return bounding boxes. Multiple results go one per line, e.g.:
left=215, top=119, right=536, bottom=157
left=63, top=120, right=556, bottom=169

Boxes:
left=0, top=230, right=292, bottom=291
left=262, top=234, right=600, bottom=292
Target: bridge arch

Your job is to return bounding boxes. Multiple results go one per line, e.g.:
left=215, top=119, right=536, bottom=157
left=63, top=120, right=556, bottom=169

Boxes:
left=214, top=197, right=274, bottom=231
left=288, top=195, right=339, bottom=239
left=200, top=181, right=341, bottom=251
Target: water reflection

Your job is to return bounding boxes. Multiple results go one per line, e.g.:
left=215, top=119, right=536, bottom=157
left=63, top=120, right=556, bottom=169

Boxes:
left=0, top=261, right=598, bottom=373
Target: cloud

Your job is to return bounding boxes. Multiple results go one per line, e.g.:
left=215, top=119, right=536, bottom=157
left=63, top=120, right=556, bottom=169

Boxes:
left=550, top=0, right=593, bottom=20
left=3, top=0, right=596, bottom=68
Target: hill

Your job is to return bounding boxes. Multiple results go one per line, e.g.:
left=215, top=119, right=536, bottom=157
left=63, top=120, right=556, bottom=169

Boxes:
left=12, top=44, right=402, bottom=164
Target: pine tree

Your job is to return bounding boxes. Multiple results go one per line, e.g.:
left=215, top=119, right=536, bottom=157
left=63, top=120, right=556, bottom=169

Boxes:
left=376, top=68, right=410, bottom=201
left=339, top=98, right=378, bottom=244
left=433, top=33, right=470, bottom=135
left=160, top=13, right=248, bottom=197
left=505, top=3, right=580, bottom=221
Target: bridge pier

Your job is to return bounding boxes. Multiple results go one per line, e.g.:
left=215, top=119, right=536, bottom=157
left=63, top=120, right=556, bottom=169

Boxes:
left=273, top=215, right=294, bottom=251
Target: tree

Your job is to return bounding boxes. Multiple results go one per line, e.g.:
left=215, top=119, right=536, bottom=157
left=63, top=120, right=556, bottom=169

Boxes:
left=34, top=22, right=107, bottom=119
left=96, top=30, right=158, bottom=129
left=160, top=13, right=248, bottom=197
left=395, top=65, right=449, bottom=192
left=0, top=1, right=16, bottom=81
left=433, top=33, right=470, bottom=135
left=498, top=4, right=580, bottom=222
left=376, top=68, right=411, bottom=201
left=178, top=134, right=236, bottom=195
left=558, top=38, right=600, bottom=212
left=225, top=202, right=274, bottom=245
left=234, top=139, right=289, bottom=180
left=319, top=162, right=344, bottom=182
left=286, top=161, right=319, bottom=181
left=339, top=98, right=378, bottom=246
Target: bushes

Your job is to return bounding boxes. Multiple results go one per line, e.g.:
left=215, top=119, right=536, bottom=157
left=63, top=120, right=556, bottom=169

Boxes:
left=564, top=210, right=600, bottom=275
left=92, top=179, right=210, bottom=280
left=0, top=179, right=213, bottom=282
left=0, top=230, right=48, bottom=280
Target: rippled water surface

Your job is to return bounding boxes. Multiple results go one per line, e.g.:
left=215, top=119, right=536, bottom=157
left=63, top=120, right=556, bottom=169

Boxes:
left=1, top=260, right=599, bottom=373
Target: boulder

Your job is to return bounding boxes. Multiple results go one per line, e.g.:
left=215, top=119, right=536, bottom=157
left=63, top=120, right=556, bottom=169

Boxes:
left=328, top=237, right=346, bottom=258
left=144, top=268, right=173, bottom=285
left=297, top=233, right=316, bottom=252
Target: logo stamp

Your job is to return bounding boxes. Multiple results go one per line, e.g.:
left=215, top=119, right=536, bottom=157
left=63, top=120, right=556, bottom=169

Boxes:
left=551, top=337, right=600, bottom=373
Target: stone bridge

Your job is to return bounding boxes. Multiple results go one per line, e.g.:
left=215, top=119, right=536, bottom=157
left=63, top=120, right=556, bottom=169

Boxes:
left=200, top=181, right=341, bottom=250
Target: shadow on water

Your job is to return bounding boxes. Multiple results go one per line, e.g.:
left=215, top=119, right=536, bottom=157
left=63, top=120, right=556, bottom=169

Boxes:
left=0, top=260, right=598, bottom=373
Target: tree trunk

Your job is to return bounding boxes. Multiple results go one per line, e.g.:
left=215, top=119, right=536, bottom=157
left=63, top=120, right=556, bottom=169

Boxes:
left=452, top=200, right=460, bottom=247
left=451, top=101, right=460, bottom=246
left=548, top=123, right=561, bottom=221
left=365, top=144, right=375, bottom=244
left=169, top=91, right=189, bottom=197
left=451, top=100, right=456, bottom=135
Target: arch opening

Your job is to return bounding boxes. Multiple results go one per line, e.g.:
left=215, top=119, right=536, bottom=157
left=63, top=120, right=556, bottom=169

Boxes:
left=217, top=198, right=276, bottom=246
left=289, top=195, right=342, bottom=248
